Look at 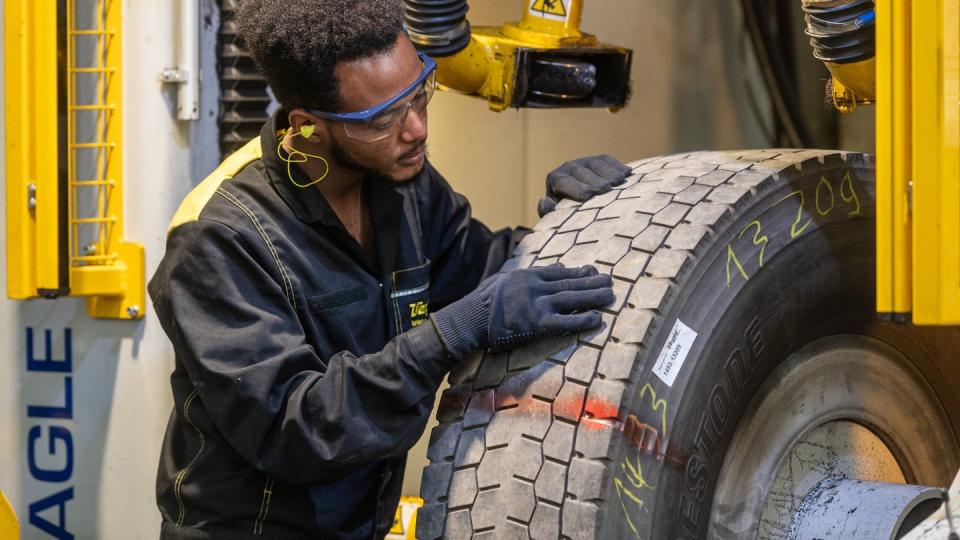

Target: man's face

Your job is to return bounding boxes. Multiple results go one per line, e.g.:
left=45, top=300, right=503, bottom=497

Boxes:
left=329, top=35, right=429, bottom=182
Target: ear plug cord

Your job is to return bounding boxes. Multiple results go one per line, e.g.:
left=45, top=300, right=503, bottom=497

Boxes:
left=277, top=126, right=329, bottom=188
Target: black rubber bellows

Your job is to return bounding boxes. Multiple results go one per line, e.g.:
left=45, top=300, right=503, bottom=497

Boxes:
left=802, top=0, right=875, bottom=64
left=404, top=0, right=472, bottom=57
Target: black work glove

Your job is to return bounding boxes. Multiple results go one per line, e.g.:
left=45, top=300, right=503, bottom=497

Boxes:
left=431, top=265, right=614, bottom=360
left=538, top=154, right=632, bottom=217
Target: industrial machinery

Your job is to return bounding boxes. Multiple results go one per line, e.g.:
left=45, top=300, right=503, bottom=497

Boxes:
left=1, top=0, right=958, bottom=538
left=404, top=0, right=631, bottom=111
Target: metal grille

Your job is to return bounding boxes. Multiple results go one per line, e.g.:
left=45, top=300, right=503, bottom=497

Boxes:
left=67, top=0, right=120, bottom=268
left=218, top=0, right=271, bottom=157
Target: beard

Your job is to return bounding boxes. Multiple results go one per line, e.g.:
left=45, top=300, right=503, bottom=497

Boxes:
left=328, top=136, right=392, bottom=183
left=329, top=133, right=427, bottom=184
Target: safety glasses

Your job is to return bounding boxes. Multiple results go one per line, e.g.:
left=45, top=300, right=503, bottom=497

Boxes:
left=306, top=53, right=437, bottom=142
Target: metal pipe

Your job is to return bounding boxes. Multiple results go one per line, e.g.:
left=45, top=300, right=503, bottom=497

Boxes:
left=160, top=0, right=200, bottom=120
left=177, top=0, right=200, bottom=120
left=788, top=477, right=943, bottom=539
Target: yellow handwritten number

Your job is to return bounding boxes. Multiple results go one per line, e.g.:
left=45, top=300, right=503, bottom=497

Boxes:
left=722, top=171, right=860, bottom=289
left=726, top=245, right=749, bottom=287
left=638, top=383, right=668, bottom=435
left=615, top=478, right=645, bottom=540
left=740, top=220, right=769, bottom=268
left=621, top=457, right=655, bottom=490
left=815, top=176, right=835, bottom=216
left=613, top=383, right=668, bottom=539
left=725, top=221, right=767, bottom=287
left=773, top=190, right=812, bottom=239
left=839, top=171, right=861, bottom=216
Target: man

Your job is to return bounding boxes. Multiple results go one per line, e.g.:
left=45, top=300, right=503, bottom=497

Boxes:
left=149, top=0, right=631, bottom=537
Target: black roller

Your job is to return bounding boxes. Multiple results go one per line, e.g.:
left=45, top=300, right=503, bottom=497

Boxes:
left=528, top=58, right=597, bottom=101
left=403, top=0, right=471, bottom=57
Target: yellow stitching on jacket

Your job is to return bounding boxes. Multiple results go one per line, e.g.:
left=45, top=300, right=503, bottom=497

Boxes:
left=253, top=474, right=276, bottom=535
left=215, top=188, right=294, bottom=306
left=174, top=389, right=205, bottom=527
left=215, top=188, right=297, bottom=310
left=168, top=138, right=262, bottom=232
left=391, top=271, right=402, bottom=334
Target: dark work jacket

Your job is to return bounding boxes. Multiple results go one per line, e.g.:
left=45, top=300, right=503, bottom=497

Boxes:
left=149, top=113, right=517, bottom=539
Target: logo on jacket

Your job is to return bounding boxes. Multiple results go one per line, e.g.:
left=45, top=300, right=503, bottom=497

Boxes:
left=408, top=301, right=429, bottom=327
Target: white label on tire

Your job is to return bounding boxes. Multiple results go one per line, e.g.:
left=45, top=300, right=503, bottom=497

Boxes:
left=653, top=319, right=697, bottom=387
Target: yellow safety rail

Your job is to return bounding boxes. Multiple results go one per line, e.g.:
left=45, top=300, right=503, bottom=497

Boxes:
left=909, top=0, right=960, bottom=324
left=876, top=0, right=960, bottom=325
left=875, top=0, right=913, bottom=320
left=5, top=0, right=144, bottom=319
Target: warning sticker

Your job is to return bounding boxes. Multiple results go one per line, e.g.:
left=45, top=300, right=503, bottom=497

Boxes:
left=652, top=319, right=697, bottom=387
left=530, top=0, right=568, bottom=20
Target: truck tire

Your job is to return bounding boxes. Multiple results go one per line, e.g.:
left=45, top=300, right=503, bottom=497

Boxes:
left=417, top=150, right=960, bottom=539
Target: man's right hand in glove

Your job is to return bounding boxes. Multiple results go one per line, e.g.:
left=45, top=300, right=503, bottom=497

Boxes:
left=430, top=265, right=614, bottom=360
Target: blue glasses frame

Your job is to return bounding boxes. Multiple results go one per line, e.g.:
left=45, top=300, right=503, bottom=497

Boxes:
left=306, top=53, right=437, bottom=123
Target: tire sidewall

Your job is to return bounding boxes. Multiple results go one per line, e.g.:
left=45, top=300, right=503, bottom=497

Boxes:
left=602, top=156, right=960, bottom=539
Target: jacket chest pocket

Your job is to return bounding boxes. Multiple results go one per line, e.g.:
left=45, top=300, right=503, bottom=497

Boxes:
left=305, top=284, right=378, bottom=354
left=307, top=286, right=368, bottom=312
left=390, top=260, right=431, bottom=335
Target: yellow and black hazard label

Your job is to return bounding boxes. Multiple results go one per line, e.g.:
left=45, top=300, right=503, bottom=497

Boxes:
left=386, top=496, right=422, bottom=540
left=530, top=0, right=568, bottom=20
left=389, top=514, right=404, bottom=536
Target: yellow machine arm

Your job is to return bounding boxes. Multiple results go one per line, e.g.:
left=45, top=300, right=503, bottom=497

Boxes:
left=405, top=0, right=632, bottom=111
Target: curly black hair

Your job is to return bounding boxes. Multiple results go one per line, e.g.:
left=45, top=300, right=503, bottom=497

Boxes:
left=235, top=0, right=405, bottom=112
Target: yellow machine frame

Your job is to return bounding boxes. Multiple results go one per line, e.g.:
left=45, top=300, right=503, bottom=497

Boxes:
left=0, top=490, right=18, bottom=539
left=5, top=0, right=144, bottom=319
left=875, top=0, right=960, bottom=324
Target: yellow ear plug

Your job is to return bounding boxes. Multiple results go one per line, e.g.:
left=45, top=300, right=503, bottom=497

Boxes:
left=300, top=124, right=316, bottom=139
left=278, top=135, right=329, bottom=188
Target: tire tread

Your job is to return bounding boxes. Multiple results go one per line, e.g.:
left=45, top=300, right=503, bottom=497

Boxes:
left=418, top=149, right=868, bottom=539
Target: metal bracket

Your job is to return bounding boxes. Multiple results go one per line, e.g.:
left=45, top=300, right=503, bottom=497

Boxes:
left=158, top=67, right=189, bottom=84
left=26, top=183, right=36, bottom=211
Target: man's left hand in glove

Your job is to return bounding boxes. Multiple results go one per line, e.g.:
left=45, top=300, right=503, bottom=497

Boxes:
left=538, top=154, right=632, bottom=217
